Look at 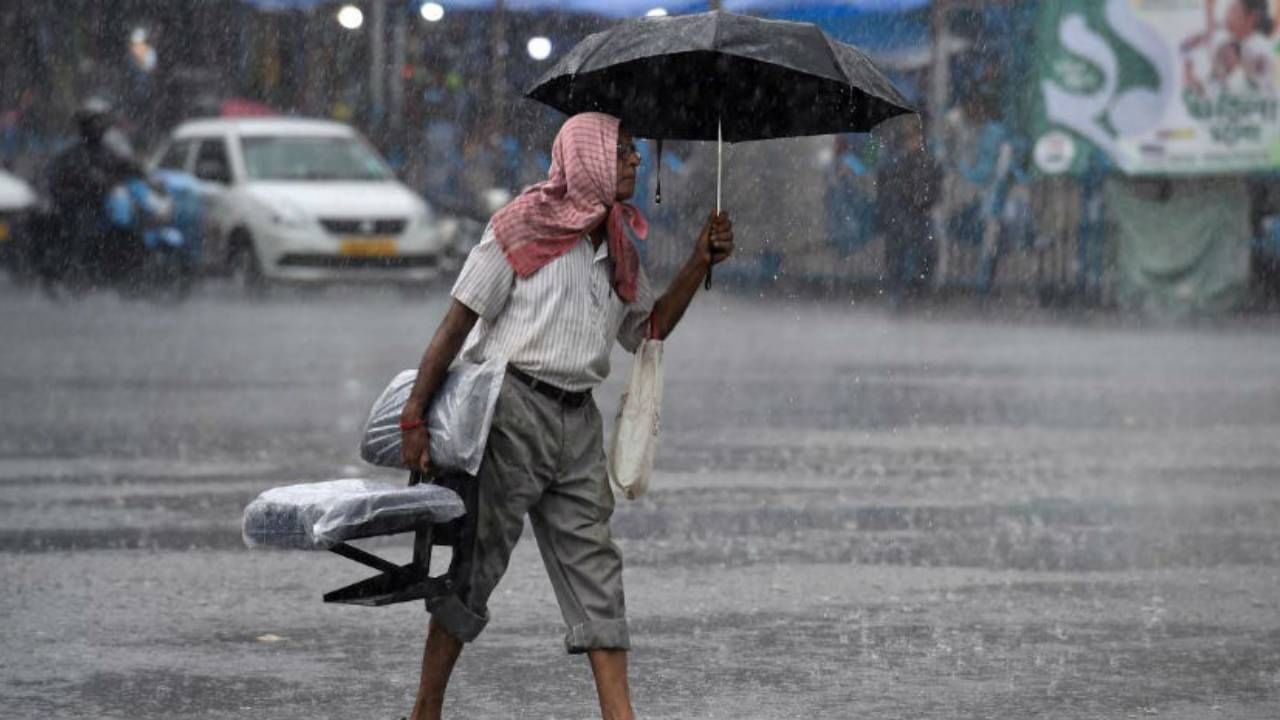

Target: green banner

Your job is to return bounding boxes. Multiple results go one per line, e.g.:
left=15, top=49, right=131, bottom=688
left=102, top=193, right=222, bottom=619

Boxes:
left=1030, top=0, right=1280, bottom=176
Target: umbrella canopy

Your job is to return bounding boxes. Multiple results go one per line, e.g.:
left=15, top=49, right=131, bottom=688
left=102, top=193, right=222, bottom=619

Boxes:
left=526, top=10, right=913, bottom=143
left=525, top=10, right=913, bottom=287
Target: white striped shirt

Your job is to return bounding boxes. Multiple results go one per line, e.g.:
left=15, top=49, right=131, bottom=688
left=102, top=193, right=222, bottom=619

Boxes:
left=451, top=222, right=655, bottom=392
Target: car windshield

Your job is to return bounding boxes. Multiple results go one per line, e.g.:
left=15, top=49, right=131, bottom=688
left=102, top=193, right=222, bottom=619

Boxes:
left=241, top=135, right=392, bottom=181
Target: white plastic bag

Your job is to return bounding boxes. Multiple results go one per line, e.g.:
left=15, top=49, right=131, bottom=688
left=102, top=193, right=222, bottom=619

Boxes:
left=608, top=331, right=663, bottom=500
left=360, top=358, right=506, bottom=475
left=242, top=478, right=466, bottom=550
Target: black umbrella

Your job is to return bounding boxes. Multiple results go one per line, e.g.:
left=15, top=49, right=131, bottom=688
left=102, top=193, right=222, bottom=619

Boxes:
left=527, top=10, right=915, bottom=284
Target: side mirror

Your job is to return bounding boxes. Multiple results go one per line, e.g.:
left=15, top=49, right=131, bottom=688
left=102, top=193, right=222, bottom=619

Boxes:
left=196, top=160, right=231, bottom=184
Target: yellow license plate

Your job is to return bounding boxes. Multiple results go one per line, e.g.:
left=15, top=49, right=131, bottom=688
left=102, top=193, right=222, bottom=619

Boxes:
left=340, top=237, right=397, bottom=257
left=0, top=221, right=9, bottom=244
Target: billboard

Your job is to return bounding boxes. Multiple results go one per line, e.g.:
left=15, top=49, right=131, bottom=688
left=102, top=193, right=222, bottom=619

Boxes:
left=1032, top=0, right=1280, bottom=175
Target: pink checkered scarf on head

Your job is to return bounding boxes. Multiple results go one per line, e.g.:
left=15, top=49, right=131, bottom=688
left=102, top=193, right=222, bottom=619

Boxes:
left=490, top=112, right=649, bottom=303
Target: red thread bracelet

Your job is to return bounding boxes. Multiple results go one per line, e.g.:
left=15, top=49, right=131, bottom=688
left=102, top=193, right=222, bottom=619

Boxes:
left=399, top=418, right=425, bottom=431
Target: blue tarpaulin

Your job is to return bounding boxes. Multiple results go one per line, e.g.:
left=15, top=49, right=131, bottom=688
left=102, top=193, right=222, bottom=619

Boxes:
left=726, top=1, right=928, bottom=14
left=433, top=1, right=930, bottom=16
left=424, top=0, right=700, bottom=14
left=244, top=0, right=329, bottom=10
left=241, top=0, right=934, bottom=64
left=241, top=1, right=701, bottom=14
left=765, top=7, right=929, bottom=55
left=243, top=1, right=931, bottom=18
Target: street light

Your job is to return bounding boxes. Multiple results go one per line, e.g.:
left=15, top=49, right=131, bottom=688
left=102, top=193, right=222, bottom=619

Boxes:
left=337, top=4, right=364, bottom=30
left=646, top=7, right=668, bottom=17
left=420, top=2, right=444, bottom=22
left=527, top=36, right=552, bottom=61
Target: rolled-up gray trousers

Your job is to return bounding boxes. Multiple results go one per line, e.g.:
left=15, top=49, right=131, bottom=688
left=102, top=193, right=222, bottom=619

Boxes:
left=427, top=373, right=629, bottom=654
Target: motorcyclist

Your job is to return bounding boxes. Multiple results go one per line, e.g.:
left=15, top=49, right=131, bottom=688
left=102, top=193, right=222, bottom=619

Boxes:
left=45, top=97, right=147, bottom=282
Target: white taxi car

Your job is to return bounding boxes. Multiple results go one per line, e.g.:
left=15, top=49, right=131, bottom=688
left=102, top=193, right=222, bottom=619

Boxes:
left=151, top=117, right=445, bottom=288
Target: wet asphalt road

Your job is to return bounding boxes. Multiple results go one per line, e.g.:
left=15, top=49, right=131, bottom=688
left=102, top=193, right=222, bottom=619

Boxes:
left=2, top=282, right=1279, bottom=719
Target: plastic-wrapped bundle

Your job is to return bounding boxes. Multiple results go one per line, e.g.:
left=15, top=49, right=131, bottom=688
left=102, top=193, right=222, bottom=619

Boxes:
left=360, top=358, right=506, bottom=475
left=242, top=478, right=465, bottom=550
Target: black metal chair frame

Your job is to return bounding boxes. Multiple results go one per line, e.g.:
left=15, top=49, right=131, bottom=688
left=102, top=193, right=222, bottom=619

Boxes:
left=322, top=470, right=469, bottom=607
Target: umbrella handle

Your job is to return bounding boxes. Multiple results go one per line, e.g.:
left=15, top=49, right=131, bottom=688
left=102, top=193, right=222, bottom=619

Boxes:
left=706, top=117, right=721, bottom=291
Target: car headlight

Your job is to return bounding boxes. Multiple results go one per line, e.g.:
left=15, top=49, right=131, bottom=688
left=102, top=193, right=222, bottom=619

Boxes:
left=270, top=201, right=310, bottom=228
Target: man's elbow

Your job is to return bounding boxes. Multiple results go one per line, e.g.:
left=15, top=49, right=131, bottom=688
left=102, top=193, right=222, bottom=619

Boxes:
left=441, top=300, right=480, bottom=343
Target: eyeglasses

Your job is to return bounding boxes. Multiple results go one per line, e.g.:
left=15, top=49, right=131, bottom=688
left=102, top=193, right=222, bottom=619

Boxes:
left=617, top=141, right=639, bottom=159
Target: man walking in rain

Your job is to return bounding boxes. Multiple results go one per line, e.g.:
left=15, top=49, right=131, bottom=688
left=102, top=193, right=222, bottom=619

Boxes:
left=398, top=112, right=734, bottom=720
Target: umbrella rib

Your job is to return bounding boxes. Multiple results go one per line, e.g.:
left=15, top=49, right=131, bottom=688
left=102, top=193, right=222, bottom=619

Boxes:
left=817, top=32, right=865, bottom=132
left=828, top=32, right=879, bottom=130
left=819, top=33, right=915, bottom=116
left=818, top=32, right=850, bottom=92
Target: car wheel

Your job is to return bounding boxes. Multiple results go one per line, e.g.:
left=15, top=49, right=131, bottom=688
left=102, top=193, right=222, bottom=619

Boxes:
left=228, top=231, right=266, bottom=298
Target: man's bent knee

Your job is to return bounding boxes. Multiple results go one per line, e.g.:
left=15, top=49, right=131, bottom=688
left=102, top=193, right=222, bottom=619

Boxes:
left=426, top=594, right=489, bottom=643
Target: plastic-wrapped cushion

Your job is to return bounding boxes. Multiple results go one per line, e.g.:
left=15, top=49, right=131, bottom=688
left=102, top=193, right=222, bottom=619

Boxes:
left=242, top=478, right=465, bottom=550
left=360, top=358, right=506, bottom=475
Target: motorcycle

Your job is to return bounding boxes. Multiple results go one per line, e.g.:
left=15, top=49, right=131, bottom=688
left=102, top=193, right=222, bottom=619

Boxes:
left=28, top=171, right=199, bottom=301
